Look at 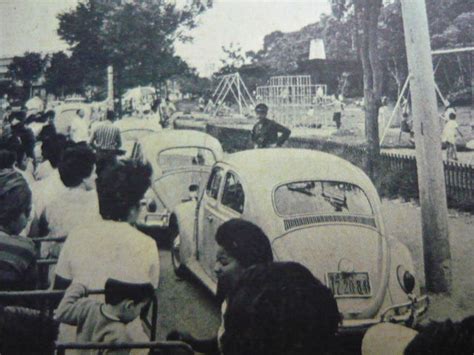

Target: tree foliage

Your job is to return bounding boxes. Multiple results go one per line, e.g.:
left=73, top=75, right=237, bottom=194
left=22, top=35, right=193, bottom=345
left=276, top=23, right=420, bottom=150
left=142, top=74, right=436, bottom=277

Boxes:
left=44, top=52, right=83, bottom=97
left=56, top=0, right=211, bottom=93
left=7, top=52, right=46, bottom=95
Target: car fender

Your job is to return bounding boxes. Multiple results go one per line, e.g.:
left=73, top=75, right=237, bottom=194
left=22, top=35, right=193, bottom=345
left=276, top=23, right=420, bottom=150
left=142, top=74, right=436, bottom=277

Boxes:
left=171, top=200, right=198, bottom=264
left=384, top=235, right=419, bottom=308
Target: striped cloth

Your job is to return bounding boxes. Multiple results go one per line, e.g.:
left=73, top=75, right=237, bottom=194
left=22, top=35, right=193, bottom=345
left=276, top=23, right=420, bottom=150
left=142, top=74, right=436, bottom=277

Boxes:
left=0, top=230, right=36, bottom=290
left=89, top=121, right=122, bottom=151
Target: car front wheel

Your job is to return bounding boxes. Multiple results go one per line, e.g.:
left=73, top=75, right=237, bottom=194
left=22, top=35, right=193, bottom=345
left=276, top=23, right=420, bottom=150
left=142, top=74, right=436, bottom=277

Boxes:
left=171, top=233, right=186, bottom=278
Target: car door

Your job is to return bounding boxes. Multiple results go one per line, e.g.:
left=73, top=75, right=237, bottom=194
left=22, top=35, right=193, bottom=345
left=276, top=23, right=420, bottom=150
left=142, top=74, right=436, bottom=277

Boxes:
left=198, top=166, right=224, bottom=279
left=200, top=169, right=246, bottom=281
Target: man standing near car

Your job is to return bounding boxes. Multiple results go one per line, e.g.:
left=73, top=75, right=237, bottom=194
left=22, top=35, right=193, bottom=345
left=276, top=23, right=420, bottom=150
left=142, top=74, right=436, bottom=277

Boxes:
left=251, top=103, right=291, bottom=149
left=89, top=110, right=122, bottom=173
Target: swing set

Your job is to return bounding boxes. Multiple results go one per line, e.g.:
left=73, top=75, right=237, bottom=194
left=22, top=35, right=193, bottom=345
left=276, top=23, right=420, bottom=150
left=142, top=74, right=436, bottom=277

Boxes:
left=380, top=46, right=474, bottom=146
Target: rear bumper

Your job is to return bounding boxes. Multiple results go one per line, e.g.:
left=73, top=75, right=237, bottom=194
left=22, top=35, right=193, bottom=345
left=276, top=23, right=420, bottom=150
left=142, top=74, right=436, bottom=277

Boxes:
left=338, top=295, right=429, bottom=335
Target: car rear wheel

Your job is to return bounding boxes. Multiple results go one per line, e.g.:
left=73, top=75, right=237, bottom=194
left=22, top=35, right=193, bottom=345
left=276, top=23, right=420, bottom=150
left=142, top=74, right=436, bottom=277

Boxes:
left=171, top=233, right=186, bottom=278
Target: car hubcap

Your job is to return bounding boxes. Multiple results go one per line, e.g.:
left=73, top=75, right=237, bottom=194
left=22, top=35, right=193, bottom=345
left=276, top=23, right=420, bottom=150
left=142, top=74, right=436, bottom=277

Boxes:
left=172, top=235, right=181, bottom=267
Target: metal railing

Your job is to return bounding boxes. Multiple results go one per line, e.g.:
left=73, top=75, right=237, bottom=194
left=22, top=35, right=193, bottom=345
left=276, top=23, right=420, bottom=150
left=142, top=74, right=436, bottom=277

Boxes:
left=381, top=152, right=474, bottom=203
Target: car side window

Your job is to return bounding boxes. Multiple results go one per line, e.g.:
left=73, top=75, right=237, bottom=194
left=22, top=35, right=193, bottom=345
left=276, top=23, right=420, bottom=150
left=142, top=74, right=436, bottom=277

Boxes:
left=206, top=167, right=224, bottom=200
left=221, top=172, right=245, bottom=213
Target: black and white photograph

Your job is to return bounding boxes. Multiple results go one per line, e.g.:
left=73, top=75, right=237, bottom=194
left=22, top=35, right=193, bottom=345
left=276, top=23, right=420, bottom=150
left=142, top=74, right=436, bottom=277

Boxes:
left=0, top=0, right=473, bottom=353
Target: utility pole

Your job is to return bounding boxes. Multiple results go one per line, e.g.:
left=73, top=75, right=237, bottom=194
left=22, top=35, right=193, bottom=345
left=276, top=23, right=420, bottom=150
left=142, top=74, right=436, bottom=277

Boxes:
left=401, top=0, right=451, bottom=293
left=107, top=65, right=114, bottom=111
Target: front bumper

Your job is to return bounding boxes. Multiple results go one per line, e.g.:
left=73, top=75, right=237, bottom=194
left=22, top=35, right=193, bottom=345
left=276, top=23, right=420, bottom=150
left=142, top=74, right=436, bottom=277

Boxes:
left=136, top=213, right=170, bottom=230
left=338, top=295, right=429, bottom=335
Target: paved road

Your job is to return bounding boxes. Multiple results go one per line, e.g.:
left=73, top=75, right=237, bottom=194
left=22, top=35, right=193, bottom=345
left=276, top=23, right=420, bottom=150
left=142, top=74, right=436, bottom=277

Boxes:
left=154, top=243, right=221, bottom=341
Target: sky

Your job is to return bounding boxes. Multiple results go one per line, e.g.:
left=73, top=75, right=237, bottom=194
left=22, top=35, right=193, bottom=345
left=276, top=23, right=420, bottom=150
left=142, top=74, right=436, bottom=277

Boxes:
left=0, top=0, right=331, bottom=77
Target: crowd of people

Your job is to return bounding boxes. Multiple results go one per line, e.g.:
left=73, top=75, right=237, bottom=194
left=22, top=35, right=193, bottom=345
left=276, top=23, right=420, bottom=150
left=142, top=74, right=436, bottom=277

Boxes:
left=0, top=97, right=473, bottom=355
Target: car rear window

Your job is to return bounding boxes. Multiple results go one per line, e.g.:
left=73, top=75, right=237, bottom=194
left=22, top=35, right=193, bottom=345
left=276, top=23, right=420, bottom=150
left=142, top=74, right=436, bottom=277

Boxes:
left=274, top=180, right=373, bottom=216
left=158, top=147, right=216, bottom=171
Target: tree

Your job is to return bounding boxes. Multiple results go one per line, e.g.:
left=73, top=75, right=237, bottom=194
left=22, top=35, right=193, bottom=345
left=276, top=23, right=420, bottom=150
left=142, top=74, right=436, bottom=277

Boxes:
left=331, top=0, right=383, bottom=178
left=58, top=1, right=110, bottom=87
left=7, top=52, right=46, bottom=98
left=379, top=1, right=408, bottom=99
left=44, top=52, right=83, bottom=97
left=57, top=0, right=212, bottom=94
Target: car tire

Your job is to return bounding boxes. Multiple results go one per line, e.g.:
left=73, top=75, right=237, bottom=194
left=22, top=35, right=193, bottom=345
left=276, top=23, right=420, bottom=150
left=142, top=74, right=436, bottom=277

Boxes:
left=171, top=232, right=186, bottom=278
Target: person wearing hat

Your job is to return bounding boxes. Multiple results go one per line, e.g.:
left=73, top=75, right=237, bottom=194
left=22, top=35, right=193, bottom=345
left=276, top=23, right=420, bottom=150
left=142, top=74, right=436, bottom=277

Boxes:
left=251, top=103, right=291, bottom=148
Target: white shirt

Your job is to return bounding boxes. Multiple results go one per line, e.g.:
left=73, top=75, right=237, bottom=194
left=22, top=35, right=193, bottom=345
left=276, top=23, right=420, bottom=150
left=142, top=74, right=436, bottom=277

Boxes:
left=25, top=96, right=44, bottom=113
left=441, top=120, right=459, bottom=144
left=34, top=160, right=54, bottom=181
left=55, top=220, right=158, bottom=351
left=43, top=187, right=100, bottom=239
left=70, top=117, right=89, bottom=142
left=55, top=220, right=160, bottom=288
left=32, top=169, right=65, bottom=218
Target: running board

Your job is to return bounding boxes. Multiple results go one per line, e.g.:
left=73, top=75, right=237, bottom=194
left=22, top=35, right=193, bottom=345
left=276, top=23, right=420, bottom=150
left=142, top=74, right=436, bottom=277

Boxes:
left=185, top=259, right=218, bottom=295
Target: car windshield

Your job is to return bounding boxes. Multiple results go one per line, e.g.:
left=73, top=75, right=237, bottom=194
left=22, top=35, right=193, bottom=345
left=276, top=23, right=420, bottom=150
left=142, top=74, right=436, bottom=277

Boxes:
left=158, top=147, right=216, bottom=171
left=274, top=181, right=373, bottom=216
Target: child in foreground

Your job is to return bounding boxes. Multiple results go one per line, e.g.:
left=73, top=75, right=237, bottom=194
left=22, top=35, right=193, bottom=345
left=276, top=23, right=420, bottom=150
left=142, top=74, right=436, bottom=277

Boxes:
left=55, top=278, right=154, bottom=353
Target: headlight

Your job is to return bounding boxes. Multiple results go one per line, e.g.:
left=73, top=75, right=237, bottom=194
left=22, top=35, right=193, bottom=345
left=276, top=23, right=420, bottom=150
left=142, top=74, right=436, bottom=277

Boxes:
left=397, top=265, right=415, bottom=294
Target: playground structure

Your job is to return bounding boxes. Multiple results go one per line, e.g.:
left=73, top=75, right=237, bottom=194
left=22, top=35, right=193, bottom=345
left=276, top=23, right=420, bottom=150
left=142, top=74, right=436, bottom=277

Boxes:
left=256, top=75, right=328, bottom=127
left=205, top=73, right=255, bottom=117
left=380, top=46, right=473, bottom=145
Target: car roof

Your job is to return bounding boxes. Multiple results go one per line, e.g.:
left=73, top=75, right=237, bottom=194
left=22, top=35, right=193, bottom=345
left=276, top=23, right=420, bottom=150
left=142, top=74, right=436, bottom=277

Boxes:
left=55, top=103, right=92, bottom=113
left=140, top=130, right=223, bottom=157
left=221, top=148, right=374, bottom=191
left=114, top=118, right=161, bottom=132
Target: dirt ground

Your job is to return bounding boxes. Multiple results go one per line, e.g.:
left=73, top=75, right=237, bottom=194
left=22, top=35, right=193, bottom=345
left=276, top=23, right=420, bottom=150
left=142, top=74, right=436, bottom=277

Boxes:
left=382, top=199, right=474, bottom=322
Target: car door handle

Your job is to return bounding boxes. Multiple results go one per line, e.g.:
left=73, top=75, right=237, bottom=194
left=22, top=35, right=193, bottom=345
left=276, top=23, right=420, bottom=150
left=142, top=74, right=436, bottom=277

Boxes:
left=206, top=216, right=214, bottom=223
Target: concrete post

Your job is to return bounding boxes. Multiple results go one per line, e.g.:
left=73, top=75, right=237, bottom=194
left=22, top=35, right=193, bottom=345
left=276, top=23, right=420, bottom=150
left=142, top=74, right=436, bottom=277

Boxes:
left=401, top=0, right=451, bottom=293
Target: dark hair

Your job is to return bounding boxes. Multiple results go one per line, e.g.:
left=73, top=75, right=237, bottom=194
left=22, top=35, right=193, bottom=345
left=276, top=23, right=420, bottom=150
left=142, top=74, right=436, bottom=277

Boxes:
left=105, top=279, right=155, bottom=306
left=0, top=306, right=58, bottom=355
left=41, top=134, right=67, bottom=168
left=222, top=262, right=341, bottom=355
left=0, top=135, right=25, bottom=166
left=8, top=111, right=26, bottom=125
left=255, top=103, right=268, bottom=113
left=37, top=124, right=57, bottom=142
left=449, top=112, right=456, bottom=120
left=0, top=149, right=16, bottom=169
left=58, top=143, right=96, bottom=187
left=215, top=219, right=273, bottom=268
left=96, top=160, right=151, bottom=221
left=0, top=171, right=32, bottom=231
left=106, top=110, right=115, bottom=121
left=405, top=316, right=474, bottom=355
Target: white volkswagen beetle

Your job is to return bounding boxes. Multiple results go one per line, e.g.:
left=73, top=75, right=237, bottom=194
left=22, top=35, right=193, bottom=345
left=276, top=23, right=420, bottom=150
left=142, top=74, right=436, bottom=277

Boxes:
left=114, top=117, right=162, bottom=160
left=170, top=148, right=428, bottom=333
left=135, top=130, right=224, bottom=233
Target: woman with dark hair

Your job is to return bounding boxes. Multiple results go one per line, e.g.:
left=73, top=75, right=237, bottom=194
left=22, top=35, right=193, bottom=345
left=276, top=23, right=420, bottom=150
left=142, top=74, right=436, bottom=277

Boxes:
left=222, top=262, right=341, bottom=355
left=0, top=170, right=37, bottom=290
left=168, top=219, right=273, bottom=354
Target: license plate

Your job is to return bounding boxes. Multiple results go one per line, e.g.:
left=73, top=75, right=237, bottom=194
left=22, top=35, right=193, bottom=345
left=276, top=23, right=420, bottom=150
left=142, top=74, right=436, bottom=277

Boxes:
left=327, top=272, right=371, bottom=297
